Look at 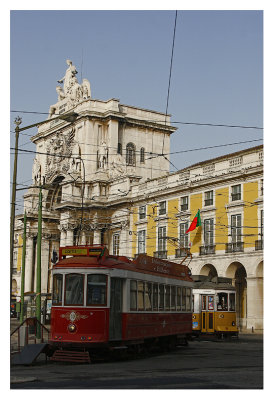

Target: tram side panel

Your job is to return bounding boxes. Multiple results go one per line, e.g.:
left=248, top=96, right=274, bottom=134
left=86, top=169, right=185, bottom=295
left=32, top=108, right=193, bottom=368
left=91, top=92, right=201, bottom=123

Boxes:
left=122, top=312, right=192, bottom=341
left=50, top=307, right=110, bottom=344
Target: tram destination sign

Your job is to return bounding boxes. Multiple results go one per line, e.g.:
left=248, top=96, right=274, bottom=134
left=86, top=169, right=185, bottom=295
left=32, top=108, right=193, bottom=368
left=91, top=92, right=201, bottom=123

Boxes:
left=61, top=247, right=105, bottom=257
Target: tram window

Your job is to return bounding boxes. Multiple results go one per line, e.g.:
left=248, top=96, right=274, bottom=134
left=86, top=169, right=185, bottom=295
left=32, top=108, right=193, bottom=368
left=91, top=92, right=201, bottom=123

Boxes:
left=182, top=288, right=186, bottom=311
left=145, top=282, right=152, bottom=311
left=159, top=284, right=164, bottom=310
left=202, top=295, right=207, bottom=311
left=217, top=292, right=228, bottom=311
left=87, top=274, right=107, bottom=306
left=176, top=287, right=182, bottom=311
left=65, top=274, right=84, bottom=305
left=130, top=280, right=137, bottom=311
left=165, top=285, right=170, bottom=311
left=52, top=274, right=63, bottom=305
left=229, top=293, right=236, bottom=311
left=171, top=286, right=176, bottom=310
left=186, top=288, right=192, bottom=311
left=208, top=296, right=214, bottom=310
left=153, top=283, right=158, bottom=311
left=138, top=281, right=144, bottom=311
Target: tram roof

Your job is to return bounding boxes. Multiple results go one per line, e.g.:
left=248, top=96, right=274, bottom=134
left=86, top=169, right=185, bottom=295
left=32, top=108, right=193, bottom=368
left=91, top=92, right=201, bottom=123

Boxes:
left=53, top=250, right=192, bottom=282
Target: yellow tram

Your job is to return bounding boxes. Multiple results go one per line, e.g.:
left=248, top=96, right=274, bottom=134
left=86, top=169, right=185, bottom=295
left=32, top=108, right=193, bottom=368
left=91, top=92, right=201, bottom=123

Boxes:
left=192, top=276, right=238, bottom=338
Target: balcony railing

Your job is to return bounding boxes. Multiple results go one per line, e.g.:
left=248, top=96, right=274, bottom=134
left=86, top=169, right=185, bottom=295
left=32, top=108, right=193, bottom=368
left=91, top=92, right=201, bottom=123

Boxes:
left=153, top=251, right=167, bottom=259
left=175, top=248, right=190, bottom=258
left=225, top=242, right=244, bottom=253
left=255, top=240, right=263, bottom=251
left=199, top=245, right=216, bottom=255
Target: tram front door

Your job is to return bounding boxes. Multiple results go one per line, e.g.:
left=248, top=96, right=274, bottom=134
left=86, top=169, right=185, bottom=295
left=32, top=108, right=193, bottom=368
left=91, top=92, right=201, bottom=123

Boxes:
left=201, top=294, right=215, bottom=333
left=109, top=278, right=123, bottom=341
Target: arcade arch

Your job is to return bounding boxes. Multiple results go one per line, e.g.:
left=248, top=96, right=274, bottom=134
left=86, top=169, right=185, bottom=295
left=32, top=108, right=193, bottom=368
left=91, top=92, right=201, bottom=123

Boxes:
left=199, top=263, right=218, bottom=279
left=226, top=261, right=247, bottom=330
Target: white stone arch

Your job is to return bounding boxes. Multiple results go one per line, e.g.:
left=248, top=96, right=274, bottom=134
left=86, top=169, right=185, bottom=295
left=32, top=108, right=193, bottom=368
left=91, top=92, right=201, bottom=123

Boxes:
left=256, top=260, right=263, bottom=278
left=225, top=260, right=247, bottom=330
left=199, top=263, right=218, bottom=279
left=45, top=175, right=65, bottom=210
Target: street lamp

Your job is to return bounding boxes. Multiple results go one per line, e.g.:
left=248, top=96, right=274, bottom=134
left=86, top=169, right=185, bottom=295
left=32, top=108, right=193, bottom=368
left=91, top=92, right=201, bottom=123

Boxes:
left=10, top=111, right=78, bottom=318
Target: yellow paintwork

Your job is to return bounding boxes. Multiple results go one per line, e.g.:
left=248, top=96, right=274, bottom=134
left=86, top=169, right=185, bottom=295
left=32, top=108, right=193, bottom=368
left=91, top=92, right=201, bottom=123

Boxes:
left=214, top=312, right=238, bottom=332
left=243, top=181, right=258, bottom=247
left=192, top=311, right=238, bottom=333
left=16, top=235, right=23, bottom=272
left=146, top=203, right=157, bottom=257
left=167, top=198, right=179, bottom=256
left=215, top=187, right=229, bottom=251
left=132, top=206, right=138, bottom=258
left=131, top=179, right=261, bottom=258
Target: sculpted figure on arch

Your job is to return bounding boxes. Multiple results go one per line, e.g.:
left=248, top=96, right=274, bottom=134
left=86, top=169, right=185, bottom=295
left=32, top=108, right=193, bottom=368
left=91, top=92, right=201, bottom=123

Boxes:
left=57, top=59, right=78, bottom=96
left=56, top=60, right=92, bottom=105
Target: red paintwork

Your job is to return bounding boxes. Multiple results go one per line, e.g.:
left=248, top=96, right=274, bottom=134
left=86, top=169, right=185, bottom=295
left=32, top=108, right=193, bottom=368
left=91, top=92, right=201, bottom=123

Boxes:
left=50, top=306, right=192, bottom=345
left=50, top=246, right=193, bottom=348
left=50, top=307, right=109, bottom=344
left=122, top=312, right=192, bottom=340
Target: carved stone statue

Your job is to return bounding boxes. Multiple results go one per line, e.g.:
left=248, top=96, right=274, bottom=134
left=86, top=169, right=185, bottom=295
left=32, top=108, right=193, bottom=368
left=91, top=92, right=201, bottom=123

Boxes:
left=57, top=59, right=78, bottom=96
left=56, top=86, right=66, bottom=102
left=109, top=154, right=126, bottom=177
left=32, top=158, right=42, bottom=184
left=82, top=78, right=91, bottom=98
left=69, top=143, right=82, bottom=173
left=98, top=141, right=108, bottom=170
left=55, top=60, right=92, bottom=106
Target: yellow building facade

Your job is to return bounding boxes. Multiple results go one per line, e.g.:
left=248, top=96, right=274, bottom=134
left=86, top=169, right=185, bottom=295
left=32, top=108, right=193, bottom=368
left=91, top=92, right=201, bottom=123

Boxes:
left=130, top=145, right=263, bottom=332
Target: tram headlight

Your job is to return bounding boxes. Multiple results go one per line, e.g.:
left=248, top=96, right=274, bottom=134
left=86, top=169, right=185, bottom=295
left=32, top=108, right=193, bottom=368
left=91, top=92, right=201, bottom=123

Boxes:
left=68, top=323, right=77, bottom=333
left=193, top=315, right=196, bottom=319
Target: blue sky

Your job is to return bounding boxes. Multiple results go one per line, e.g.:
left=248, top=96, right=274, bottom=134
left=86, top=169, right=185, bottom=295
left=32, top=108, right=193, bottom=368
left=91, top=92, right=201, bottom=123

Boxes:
left=10, top=9, right=263, bottom=214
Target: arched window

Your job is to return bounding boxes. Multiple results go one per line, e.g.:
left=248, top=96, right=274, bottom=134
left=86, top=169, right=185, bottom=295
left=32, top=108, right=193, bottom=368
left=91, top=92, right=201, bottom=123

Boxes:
left=140, top=147, right=145, bottom=163
left=126, top=143, right=136, bottom=166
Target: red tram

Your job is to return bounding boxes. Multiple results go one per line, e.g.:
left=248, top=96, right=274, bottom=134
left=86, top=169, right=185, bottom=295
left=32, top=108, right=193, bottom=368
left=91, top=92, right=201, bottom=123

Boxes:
left=49, top=245, right=193, bottom=359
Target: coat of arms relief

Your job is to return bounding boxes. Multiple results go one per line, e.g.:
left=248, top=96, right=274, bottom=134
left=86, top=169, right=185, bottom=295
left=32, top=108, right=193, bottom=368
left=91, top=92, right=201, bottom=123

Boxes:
left=44, top=127, right=81, bottom=182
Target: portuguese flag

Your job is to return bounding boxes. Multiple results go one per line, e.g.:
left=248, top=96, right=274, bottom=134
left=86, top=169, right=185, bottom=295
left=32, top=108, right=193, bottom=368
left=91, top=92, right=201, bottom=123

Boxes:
left=186, top=209, right=201, bottom=233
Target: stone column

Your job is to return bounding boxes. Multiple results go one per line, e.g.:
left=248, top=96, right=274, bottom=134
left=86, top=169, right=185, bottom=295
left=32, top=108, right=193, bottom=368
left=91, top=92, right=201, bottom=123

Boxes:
left=120, top=220, right=130, bottom=257
left=25, top=236, right=34, bottom=293
left=66, top=230, right=74, bottom=246
left=81, top=231, right=86, bottom=245
left=93, top=230, right=101, bottom=245
left=246, top=276, right=263, bottom=331
left=41, top=236, right=50, bottom=294
left=60, top=230, right=66, bottom=247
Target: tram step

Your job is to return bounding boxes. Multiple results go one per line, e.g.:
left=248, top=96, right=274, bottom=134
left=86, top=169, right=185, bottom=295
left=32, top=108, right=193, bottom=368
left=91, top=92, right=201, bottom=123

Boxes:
left=50, top=349, right=91, bottom=363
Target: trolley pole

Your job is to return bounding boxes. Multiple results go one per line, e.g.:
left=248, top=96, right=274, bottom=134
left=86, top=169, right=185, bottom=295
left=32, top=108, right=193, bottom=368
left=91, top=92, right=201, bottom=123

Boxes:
left=20, top=211, right=27, bottom=323
left=10, top=117, right=22, bottom=305
left=36, top=186, right=42, bottom=339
